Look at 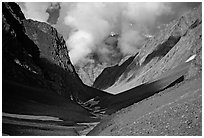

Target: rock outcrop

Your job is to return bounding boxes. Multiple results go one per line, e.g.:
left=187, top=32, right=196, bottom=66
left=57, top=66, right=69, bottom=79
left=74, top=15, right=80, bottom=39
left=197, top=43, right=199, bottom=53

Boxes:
left=76, top=62, right=106, bottom=86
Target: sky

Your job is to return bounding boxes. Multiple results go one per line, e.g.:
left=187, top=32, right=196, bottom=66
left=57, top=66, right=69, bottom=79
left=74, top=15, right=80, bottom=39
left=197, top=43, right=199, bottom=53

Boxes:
left=17, top=2, right=201, bottom=66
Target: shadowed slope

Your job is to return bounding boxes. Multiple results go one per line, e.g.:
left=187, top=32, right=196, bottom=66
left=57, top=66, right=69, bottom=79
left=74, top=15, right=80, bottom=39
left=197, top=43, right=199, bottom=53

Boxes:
left=2, top=2, right=112, bottom=135
left=96, top=61, right=191, bottom=114
left=93, top=54, right=137, bottom=90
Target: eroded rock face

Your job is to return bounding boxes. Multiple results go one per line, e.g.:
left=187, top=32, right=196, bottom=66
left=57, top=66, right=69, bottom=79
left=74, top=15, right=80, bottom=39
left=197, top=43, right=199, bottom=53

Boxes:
left=2, top=4, right=117, bottom=133
left=3, top=2, right=76, bottom=100
left=76, top=63, right=106, bottom=86
left=2, top=2, right=111, bottom=104
left=22, top=19, right=81, bottom=98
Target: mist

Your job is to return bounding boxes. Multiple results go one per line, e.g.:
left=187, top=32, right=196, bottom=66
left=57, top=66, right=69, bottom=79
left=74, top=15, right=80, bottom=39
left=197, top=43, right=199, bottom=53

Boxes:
left=63, top=2, right=172, bottom=64
left=20, top=2, right=50, bottom=22
left=18, top=2, right=201, bottom=65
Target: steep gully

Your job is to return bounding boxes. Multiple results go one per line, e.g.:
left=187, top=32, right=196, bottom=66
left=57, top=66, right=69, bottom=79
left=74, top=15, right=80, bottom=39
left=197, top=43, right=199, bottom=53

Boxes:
left=2, top=2, right=198, bottom=135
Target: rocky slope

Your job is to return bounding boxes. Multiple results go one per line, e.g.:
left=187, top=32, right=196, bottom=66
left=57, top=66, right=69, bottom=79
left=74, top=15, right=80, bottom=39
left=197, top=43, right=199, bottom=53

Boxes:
left=93, top=5, right=202, bottom=94
left=88, top=4, right=202, bottom=135
left=3, top=2, right=114, bottom=101
left=75, top=61, right=106, bottom=86
left=88, top=76, right=202, bottom=136
left=93, top=54, right=137, bottom=90
left=2, top=2, right=113, bottom=135
left=2, top=2, right=202, bottom=136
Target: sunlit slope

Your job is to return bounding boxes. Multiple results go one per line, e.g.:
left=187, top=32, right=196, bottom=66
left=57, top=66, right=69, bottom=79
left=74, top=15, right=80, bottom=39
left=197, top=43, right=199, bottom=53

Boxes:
left=93, top=5, right=201, bottom=94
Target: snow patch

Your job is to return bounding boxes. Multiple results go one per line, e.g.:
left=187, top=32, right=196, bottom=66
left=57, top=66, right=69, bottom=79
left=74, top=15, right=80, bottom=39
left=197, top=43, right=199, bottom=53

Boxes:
left=185, top=54, right=196, bottom=62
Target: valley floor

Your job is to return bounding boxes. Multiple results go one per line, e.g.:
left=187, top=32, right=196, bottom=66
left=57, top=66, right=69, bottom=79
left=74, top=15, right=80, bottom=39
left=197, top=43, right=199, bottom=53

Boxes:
left=88, top=77, right=202, bottom=136
left=2, top=77, right=201, bottom=136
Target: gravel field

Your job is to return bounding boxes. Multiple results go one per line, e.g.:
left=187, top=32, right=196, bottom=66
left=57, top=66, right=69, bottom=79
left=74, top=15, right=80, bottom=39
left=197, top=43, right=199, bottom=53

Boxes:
left=88, top=77, right=202, bottom=135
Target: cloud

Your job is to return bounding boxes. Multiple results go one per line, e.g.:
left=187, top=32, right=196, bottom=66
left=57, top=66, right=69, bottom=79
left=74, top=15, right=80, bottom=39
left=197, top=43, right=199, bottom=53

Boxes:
left=21, top=2, right=50, bottom=22
left=61, top=2, right=172, bottom=64
left=18, top=2, right=61, bottom=24
left=63, top=3, right=115, bottom=64
left=18, top=2, right=201, bottom=65
left=66, top=30, right=94, bottom=64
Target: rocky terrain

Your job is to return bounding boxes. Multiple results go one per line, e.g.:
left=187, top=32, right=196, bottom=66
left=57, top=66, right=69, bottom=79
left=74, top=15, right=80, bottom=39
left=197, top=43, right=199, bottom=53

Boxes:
left=94, top=5, right=202, bottom=94
left=2, top=2, right=202, bottom=136
left=93, top=54, right=137, bottom=90
left=2, top=2, right=112, bottom=135
left=88, top=77, right=202, bottom=136
left=88, top=4, right=202, bottom=136
left=75, top=61, right=106, bottom=86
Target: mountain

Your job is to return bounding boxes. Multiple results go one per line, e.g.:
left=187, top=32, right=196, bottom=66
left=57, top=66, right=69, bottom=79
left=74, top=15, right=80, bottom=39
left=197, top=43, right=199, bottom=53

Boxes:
left=88, top=4, right=202, bottom=135
left=75, top=34, right=122, bottom=86
left=2, top=2, right=202, bottom=136
left=93, top=5, right=202, bottom=94
left=93, top=54, right=137, bottom=90
left=2, top=2, right=113, bottom=135
left=75, top=61, right=106, bottom=86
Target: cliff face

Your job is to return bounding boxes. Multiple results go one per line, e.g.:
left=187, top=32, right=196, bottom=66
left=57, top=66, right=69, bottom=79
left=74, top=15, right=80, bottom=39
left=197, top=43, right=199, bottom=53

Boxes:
left=22, top=18, right=84, bottom=99
left=2, top=2, right=112, bottom=123
left=76, top=63, right=106, bottom=86
left=93, top=5, right=202, bottom=94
